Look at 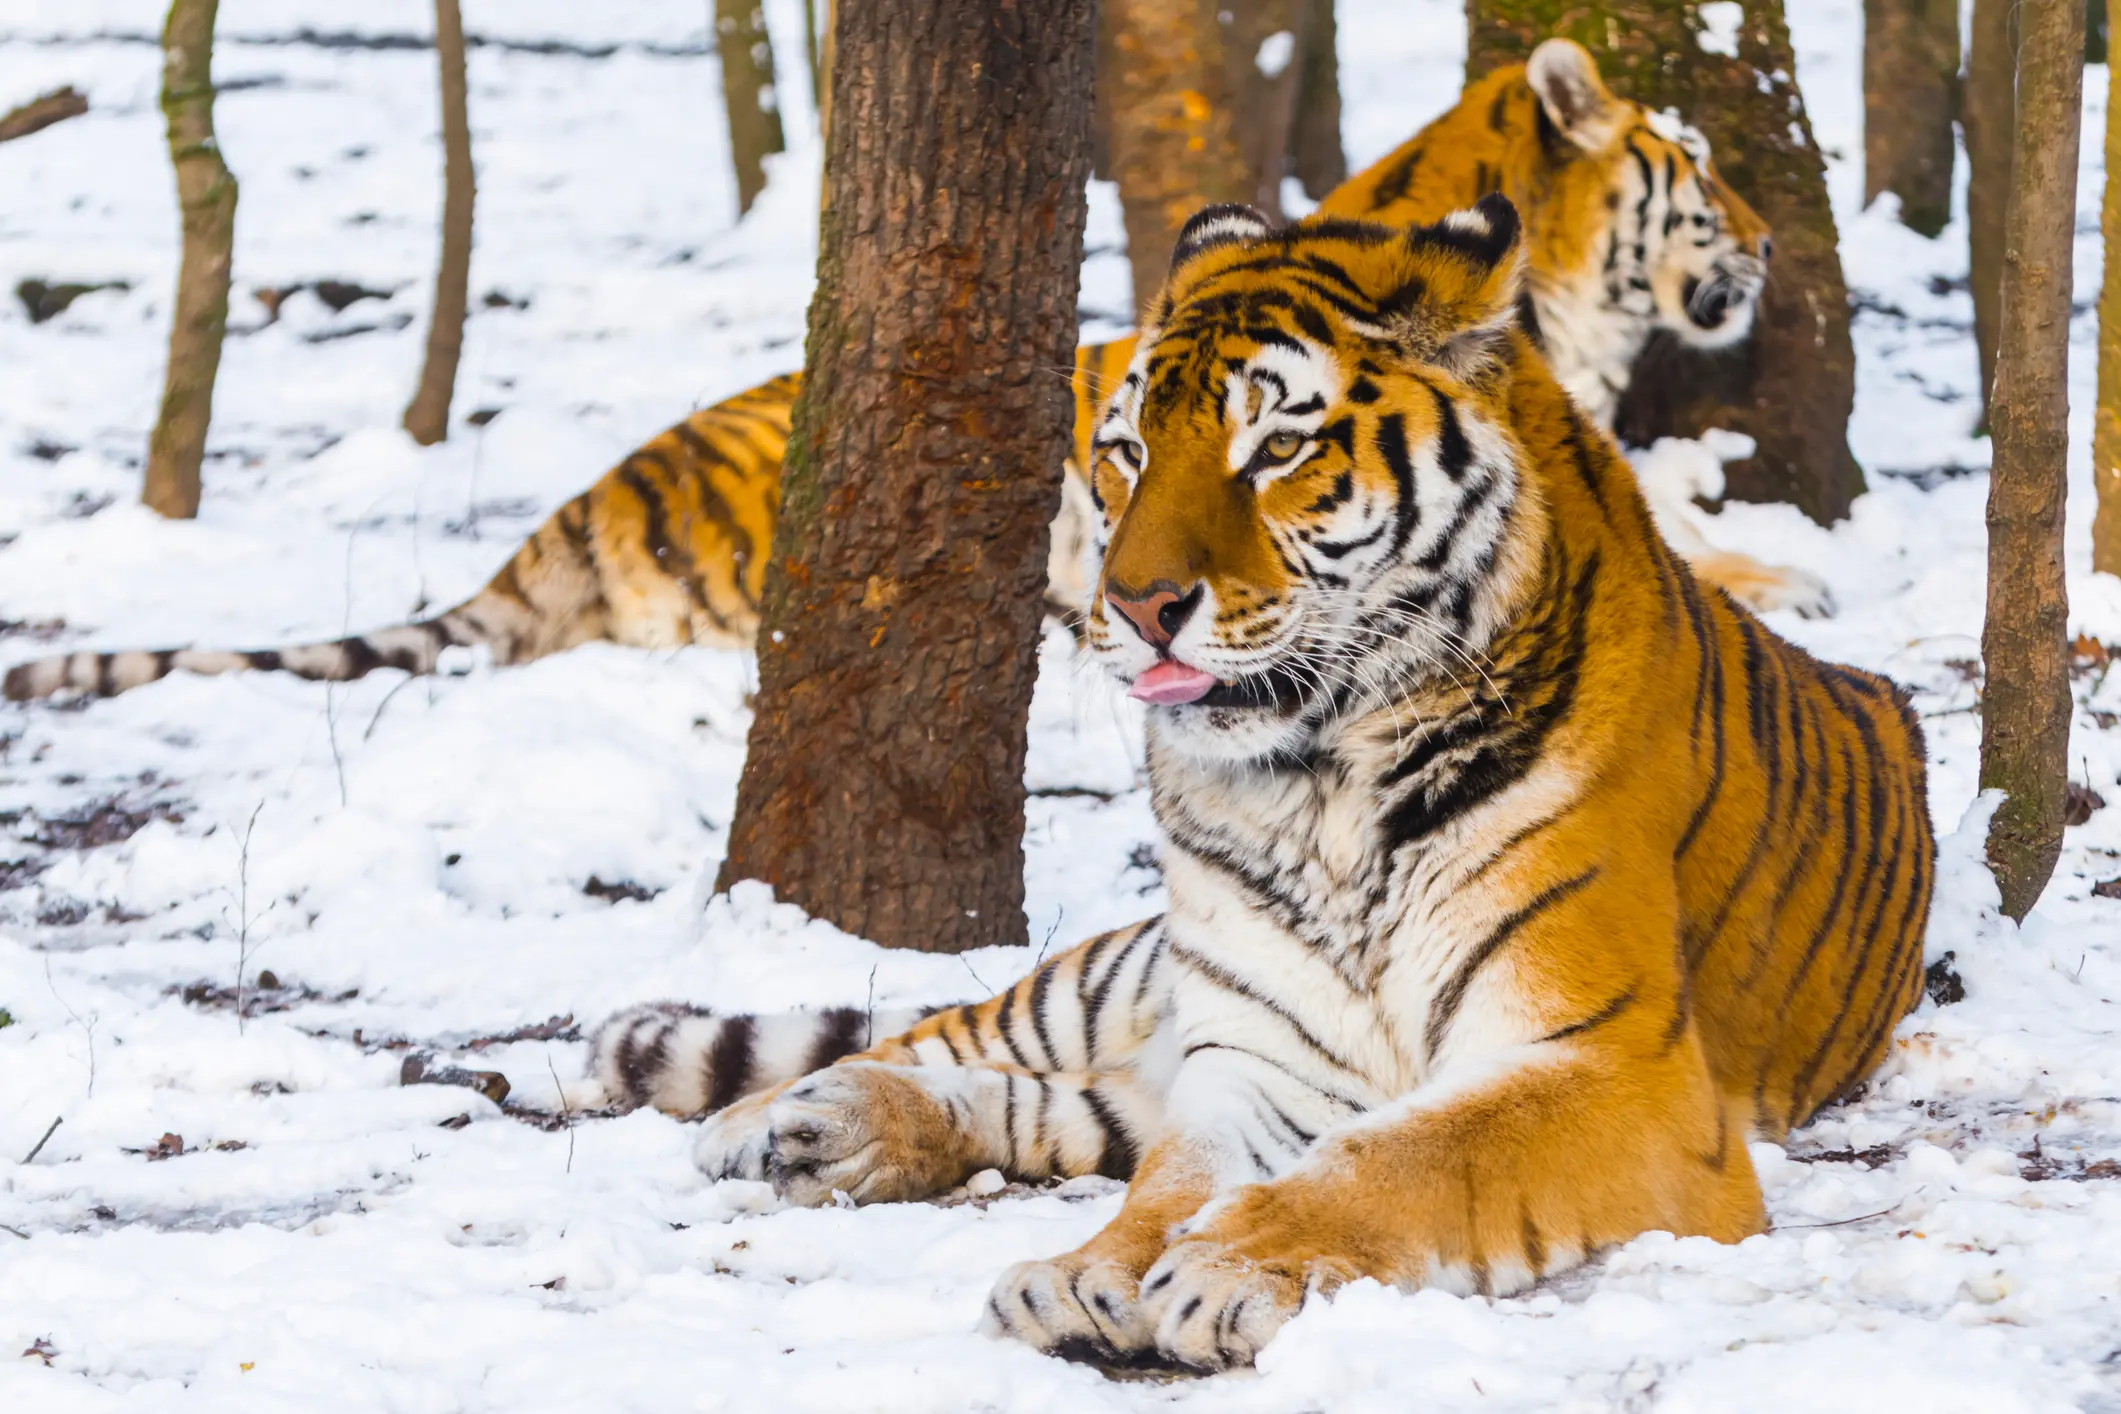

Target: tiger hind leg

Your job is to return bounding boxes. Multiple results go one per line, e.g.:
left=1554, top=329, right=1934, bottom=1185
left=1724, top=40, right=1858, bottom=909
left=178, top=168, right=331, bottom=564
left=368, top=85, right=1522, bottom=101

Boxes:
left=694, top=1059, right=1161, bottom=1205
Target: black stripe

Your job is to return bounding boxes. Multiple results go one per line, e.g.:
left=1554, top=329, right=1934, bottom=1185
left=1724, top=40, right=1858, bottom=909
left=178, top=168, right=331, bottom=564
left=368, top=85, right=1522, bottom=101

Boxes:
left=1078, top=1084, right=1138, bottom=1179
left=1171, top=943, right=1359, bottom=1074
left=704, top=1016, right=757, bottom=1112
left=994, top=984, right=1037, bottom=1069
left=1428, top=382, right=1471, bottom=481
left=806, top=1006, right=869, bottom=1073
left=1027, top=961, right=1062, bottom=1069
left=1376, top=412, right=1420, bottom=558
left=1426, top=868, right=1599, bottom=1062
left=1538, top=984, right=1637, bottom=1043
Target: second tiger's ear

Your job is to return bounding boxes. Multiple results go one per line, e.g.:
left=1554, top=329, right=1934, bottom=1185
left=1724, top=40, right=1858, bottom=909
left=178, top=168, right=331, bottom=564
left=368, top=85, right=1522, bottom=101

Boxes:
left=1528, top=39, right=1625, bottom=153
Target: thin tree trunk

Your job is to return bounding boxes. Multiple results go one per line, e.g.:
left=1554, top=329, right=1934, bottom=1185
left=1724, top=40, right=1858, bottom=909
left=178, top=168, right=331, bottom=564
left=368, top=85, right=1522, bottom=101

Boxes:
left=1863, top=0, right=1960, bottom=238
left=1288, top=0, right=1346, bottom=199
left=716, top=0, right=1094, bottom=953
left=144, top=0, right=236, bottom=521
left=1106, top=0, right=1256, bottom=317
left=716, top=0, right=786, bottom=215
left=801, top=0, right=822, bottom=106
left=1981, top=0, right=2083, bottom=922
left=2098, top=0, right=2121, bottom=576
left=1964, top=0, right=2016, bottom=430
left=402, top=0, right=474, bottom=448
left=1220, top=0, right=1310, bottom=216
left=1470, top=0, right=1866, bottom=524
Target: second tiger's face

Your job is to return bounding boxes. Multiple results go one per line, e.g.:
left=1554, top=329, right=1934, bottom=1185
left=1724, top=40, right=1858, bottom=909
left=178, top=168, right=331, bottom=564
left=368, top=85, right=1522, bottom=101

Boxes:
left=1084, top=201, right=1532, bottom=764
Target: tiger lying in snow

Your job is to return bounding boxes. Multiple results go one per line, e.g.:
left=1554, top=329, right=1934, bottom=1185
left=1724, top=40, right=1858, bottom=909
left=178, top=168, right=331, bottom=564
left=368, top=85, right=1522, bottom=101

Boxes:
left=5, top=40, right=1828, bottom=705
left=580, top=194, right=1933, bottom=1370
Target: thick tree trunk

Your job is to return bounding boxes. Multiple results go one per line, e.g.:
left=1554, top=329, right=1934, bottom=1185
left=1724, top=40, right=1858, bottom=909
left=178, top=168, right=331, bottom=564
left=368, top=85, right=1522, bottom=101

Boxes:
left=2099, top=0, right=2121, bottom=576
left=1863, top=0, right=1960, bottom=237
left=716, top=0, right=786, bottom=214
left=1221, top=0, right=1310, bottom=216
left=715, top=0, right=1093, bottom=953
left=1106, top=0, right=1256, bottom=316
left=144, top=0, right=236, bottom=521
left=1964, top=0, right=2016, bottom=429
left=402, top=0, right=474, bottom=448
left=1471, top=0, right=1866, bottom=524
left=1289, top=0, right=1346, bottom=199
left=1981, top=0, right=2082, bottom=922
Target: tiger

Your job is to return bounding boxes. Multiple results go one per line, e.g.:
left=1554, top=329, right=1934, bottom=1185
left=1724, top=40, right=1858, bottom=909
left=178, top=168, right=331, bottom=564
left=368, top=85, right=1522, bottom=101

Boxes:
left=577, top=194, right=1935, bottom=1371
left=3, top=40, right=1823, bottom=705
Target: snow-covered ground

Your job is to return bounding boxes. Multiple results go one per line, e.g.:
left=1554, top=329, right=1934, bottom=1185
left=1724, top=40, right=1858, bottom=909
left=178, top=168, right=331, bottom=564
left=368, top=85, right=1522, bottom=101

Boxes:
left=2, top=1, right=2119, bottom=1409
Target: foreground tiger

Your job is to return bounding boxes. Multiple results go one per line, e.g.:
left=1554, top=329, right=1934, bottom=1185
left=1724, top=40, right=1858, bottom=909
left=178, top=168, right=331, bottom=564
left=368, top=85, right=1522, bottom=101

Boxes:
left=583, top=197, right=1934, bottom=1370
left=6, top=40, right=1824, bottom=704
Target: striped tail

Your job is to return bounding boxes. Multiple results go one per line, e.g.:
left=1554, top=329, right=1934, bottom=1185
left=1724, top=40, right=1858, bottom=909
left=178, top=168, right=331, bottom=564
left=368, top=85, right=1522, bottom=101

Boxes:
left=578, top=1000, right=938, bottom=1118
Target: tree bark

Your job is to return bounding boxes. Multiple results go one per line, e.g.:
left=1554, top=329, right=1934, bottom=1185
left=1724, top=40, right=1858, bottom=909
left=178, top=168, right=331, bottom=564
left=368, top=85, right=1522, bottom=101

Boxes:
left=1981, top=0, right=2082, bottom=922
left=716, top=0, right=786, bottom=215
left=1106, top=0, right=1256, bottom=316
left=2099, top=0, right=2121, bottom=576
left=1289, top=0, right=1346, bottom=199
left=1470, top=0, right=1866, bottom=524
left=144, top=0, right=237, bottom=521
left=402, top=0, right=475, bottom=448
left=1863, top=0, right=1960, bottom=238
left=1964, top=0, right=2016, bottom=431
left=715, top=0, right=1093, bottom=953
left=1220, top=0, right=1310, bottom=216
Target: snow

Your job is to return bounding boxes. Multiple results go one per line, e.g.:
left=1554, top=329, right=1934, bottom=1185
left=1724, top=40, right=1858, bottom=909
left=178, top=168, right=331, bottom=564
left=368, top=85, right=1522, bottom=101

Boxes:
left=1, top=0, right=2119, bottom=1409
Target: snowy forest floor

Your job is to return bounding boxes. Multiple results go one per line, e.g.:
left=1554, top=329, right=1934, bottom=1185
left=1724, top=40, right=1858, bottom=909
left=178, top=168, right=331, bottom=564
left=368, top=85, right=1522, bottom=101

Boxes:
left=3, top=0, right=2121, bottom=1410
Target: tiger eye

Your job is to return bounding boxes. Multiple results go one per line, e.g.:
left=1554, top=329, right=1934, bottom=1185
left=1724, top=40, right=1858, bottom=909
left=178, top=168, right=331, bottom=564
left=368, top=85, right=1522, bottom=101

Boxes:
left=1263, top=430, right=1306, bottom=461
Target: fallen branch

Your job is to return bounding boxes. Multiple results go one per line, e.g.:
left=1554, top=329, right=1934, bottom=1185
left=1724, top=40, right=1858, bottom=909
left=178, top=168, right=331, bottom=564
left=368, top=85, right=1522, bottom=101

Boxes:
left=0, top=86, right=87, bottom=144
left=20, top=1115, right=61, bottom=1165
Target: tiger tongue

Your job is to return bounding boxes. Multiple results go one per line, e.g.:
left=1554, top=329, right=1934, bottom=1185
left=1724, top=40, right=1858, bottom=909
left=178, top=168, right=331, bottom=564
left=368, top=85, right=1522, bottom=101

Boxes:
left=1129, top=660, right=1218, bottom=706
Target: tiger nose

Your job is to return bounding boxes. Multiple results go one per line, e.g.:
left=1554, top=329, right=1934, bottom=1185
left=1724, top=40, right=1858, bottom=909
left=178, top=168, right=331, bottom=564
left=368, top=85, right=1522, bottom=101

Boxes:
left=1106, top=582, right=1204, bottom=650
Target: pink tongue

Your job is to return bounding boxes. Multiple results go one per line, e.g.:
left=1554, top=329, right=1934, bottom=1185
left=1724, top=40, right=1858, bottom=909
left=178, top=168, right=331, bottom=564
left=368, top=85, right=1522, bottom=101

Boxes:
left=1129, top=660, right=1218, bottom=706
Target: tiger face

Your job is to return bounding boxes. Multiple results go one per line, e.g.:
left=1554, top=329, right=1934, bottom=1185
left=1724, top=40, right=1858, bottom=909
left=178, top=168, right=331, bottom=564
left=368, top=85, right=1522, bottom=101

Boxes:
left=1085, top=199, right=1538, bottom=763
left=1519, top=39, right=1772, bottom=358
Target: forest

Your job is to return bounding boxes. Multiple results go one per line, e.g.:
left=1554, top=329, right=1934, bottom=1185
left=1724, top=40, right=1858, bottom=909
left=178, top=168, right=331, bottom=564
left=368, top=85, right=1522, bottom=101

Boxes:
left=1, top=0, right=2118, bottom=1408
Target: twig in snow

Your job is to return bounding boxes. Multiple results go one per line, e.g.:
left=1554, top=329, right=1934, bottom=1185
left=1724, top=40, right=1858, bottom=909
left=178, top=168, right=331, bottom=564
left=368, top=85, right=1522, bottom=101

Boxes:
left=957, top=954, right=990, bottom=996
left=42, top=953, right=95, bottom=1099
left=1776, top=1205, right=1899, bottom=1230
left=1035, top=907, right=1062, bottom=971
left=0, top=1224, right=27, bottom=1239
left=864, top=963, right=878, bottom=1050
left=546, top=1054, right=574, bottom=1175
left=230, top=801, right=271, bottom=1033
left=19, top=1115, right=61, bottom=1165
left=362, top=672, right=418, bottom=743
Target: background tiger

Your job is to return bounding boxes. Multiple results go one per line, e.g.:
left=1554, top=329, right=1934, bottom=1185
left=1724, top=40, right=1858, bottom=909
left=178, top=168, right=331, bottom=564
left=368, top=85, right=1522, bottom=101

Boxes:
left=5, top=40, right=1823, bottom=705
left=581, top=196, right=1934, bottom=1370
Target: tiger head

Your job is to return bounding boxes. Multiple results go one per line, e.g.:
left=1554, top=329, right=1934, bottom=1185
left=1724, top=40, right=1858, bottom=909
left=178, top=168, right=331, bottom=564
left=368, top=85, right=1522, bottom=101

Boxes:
left=1517, top=38, right=1772, bottom=357
left=1086, top=199, right=1545, bottom=763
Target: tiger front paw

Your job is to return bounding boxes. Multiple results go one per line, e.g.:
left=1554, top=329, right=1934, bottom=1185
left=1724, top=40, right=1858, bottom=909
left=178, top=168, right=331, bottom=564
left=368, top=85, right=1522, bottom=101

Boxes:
left=1136, top=1234, right=1312, bottom=1371
left=981, top=1251, right=1154, bottom=1359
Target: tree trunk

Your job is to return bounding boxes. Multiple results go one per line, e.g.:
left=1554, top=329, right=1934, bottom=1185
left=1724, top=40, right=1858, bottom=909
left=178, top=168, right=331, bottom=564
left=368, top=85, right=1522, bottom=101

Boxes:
left=402, top=0, right=474, bottom=448
left=1981, top=0, right=2082, bottom=922
left=1289, top=0, right=1346, bottom=199
left=1964, top=0, right=2016, bottom=432
left=144, top=0, right=236, bottom=521
left=716, top=0, right=786, bottom=214
left=1106, top=0, right=1256, bottom=316
left=801, top=0, right=822, bottom=107
left=2098, top=0, right=2121, bottom=576
left=715, top=0, right=1093, bottom=953
left=1220, top=0, right=1310, bottom=216
left=1471, top=0, right=1866, bottom=524
left=1863, top=0, right=1960, bottom=238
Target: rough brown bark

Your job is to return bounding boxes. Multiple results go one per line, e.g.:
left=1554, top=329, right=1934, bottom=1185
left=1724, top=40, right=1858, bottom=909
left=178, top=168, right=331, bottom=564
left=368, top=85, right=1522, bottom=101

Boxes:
left=716, top=0, right=786, bottom=214
left=1106, top=0, right=1256, bottom=316
left=1964, top=0, right=2016, bottom=430
left=144, top=0, right=237, bottom=521
left=2099, top=0, right=2121, bottom=576
left=1471, top=0, right=1865, bottom=524
left=1863, top=0, right=1960, bottom=238
left=715, top=0, right=1093, bottom=953
left=0, top=86, right=87, bottom=144
left=1221, top=0, right=1310, bottom=216
left=402, top=0, right=475, bottom=448
left=1289, top=0, right=1346, bottom=199
left=1981, top=0, right=2082, bottom=922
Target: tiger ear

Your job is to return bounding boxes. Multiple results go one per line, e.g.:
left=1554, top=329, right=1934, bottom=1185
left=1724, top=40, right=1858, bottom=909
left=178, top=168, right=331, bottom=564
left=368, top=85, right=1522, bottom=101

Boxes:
left=1527, top=39, right=1625, bottom=153
left=1379, top=193, right=1527, bottom=381
left=1170, top=203, right=1275, bottom=269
